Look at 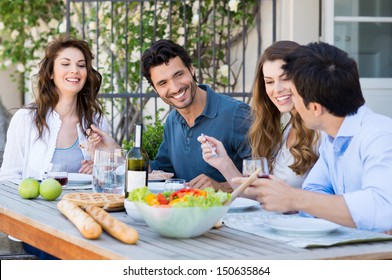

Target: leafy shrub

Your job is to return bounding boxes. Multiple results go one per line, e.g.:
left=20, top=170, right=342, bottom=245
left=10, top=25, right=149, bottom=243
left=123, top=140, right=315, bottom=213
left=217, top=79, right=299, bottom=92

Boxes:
left=122, top=115, right=164, bottom=160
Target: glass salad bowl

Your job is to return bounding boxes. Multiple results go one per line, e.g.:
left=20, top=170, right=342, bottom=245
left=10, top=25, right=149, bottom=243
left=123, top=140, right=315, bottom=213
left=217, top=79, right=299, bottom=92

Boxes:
left=134, top=202, right=229, bottom=238
left=128, top=187, right=231, bottom=238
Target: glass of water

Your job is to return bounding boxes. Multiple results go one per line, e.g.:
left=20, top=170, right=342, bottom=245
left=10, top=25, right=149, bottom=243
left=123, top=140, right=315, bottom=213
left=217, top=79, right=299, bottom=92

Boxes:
left=93, top=149, right=127, bottom=194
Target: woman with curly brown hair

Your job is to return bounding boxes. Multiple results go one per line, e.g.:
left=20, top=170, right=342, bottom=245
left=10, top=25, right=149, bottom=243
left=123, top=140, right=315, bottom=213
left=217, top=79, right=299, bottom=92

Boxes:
left=199, top=41, right=321, bottom=191
left=0, top=36, right=108, bottom=181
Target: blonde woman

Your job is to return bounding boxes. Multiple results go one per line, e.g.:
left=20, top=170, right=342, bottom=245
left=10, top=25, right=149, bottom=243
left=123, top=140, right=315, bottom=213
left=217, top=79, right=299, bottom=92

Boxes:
left=199, top=41, right=320, bottom=191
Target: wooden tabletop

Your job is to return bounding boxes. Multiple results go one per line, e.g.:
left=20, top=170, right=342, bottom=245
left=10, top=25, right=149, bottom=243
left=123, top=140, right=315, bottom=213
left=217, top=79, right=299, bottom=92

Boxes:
left=1, top=180, right=392, bottom=260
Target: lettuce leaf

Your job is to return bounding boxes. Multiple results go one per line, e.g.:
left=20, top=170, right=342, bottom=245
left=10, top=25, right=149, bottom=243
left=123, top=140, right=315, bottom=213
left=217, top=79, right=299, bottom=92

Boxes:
left=128, top=187, right=152, bottom=202
left=171, top=188, right=230, bottom=208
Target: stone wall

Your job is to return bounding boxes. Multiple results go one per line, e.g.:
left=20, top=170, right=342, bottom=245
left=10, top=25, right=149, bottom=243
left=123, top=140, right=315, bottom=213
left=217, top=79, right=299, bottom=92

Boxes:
left=0, top=99, right=11, bottom=161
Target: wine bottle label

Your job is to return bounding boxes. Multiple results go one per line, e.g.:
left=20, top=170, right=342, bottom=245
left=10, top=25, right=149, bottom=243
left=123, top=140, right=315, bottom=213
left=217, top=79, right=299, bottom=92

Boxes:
left=127, top=170, right=147, bottom=191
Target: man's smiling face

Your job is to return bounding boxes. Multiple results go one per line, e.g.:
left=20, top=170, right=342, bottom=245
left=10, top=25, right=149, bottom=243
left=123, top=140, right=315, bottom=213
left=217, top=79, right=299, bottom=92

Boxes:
left=150, top=56, right=197, bottom=110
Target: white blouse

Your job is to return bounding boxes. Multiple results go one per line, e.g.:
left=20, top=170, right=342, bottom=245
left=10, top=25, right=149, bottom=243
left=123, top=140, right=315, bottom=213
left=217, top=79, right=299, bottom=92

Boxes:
left=0, top=108, right=108, bottom=181
left=272, top=125, right=321, bottom=189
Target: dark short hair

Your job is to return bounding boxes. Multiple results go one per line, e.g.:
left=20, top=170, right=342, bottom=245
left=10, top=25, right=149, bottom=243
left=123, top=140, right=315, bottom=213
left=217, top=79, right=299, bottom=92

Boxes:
left=141, top=39, right=196, bottom=87
left=283, top=42, right=365, bottom=117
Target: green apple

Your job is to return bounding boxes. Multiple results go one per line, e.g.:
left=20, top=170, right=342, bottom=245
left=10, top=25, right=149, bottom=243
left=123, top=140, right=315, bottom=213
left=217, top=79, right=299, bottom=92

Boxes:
left=18, top=178, right=40, bottom=199
left=40, top=178, right=62, bottom=201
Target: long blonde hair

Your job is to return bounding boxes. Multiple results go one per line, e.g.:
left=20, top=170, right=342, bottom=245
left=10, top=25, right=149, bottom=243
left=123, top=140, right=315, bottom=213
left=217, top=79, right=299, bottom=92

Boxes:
left=249, top=41, right=319, bottom=175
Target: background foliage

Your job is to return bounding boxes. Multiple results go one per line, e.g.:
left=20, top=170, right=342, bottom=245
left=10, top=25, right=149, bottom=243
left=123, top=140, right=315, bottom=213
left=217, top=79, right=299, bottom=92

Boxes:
left=0, top=0, right=65, bottom=90
left=0, top=0, right=259, bottom=158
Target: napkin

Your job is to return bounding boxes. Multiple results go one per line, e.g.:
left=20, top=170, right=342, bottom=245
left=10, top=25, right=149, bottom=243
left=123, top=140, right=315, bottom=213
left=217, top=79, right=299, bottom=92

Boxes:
left=223, top=211, right=392, bottom=248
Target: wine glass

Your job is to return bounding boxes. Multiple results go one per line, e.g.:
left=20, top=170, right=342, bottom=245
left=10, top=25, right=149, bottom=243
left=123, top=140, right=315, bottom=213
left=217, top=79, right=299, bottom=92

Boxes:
left=242, top=157, right=269, bottom=178
left=48, top=163, right=68, bottom=187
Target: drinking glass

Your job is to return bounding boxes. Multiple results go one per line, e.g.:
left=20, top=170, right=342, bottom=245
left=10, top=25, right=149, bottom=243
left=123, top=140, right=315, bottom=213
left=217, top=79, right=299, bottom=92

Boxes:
left=164, top=179, right=186, bottom=192
left=48, top=163, right=68, bottom=187
left=93, top=149, right=127, bottom=194
left=242, top=157, right=269, bottom=178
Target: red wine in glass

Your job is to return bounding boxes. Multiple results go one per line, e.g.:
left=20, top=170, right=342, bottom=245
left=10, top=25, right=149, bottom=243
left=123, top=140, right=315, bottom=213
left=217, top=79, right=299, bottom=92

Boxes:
left=49, top=163, right=68, bottom=186
left=243, top=157, right=269, bottom=178
left=54, top=176, right=68, bottom=186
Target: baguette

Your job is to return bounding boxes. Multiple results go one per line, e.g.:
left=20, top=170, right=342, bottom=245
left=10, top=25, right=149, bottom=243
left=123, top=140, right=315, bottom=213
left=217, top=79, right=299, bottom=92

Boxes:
left=57, top=200, right=102, bottom=239
left=85, top=205, right=138, bottom=244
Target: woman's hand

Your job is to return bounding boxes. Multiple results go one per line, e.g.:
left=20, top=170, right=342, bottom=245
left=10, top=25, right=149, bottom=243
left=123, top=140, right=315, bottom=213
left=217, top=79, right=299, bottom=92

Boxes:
left=197, top=135, right=228, bottom=169
left=82, top=125, right=120, bottom=160
left=79, top=159, right=94, bottom=174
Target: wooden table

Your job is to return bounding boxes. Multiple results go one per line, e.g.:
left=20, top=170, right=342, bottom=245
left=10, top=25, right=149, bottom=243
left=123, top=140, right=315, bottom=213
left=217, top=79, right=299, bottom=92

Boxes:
left=1, top=180, right=392, bottom=260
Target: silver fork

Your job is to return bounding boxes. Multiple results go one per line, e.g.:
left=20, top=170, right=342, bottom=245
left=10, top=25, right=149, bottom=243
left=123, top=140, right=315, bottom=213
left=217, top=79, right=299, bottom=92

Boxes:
left=201, top=133, right=219, bottom=158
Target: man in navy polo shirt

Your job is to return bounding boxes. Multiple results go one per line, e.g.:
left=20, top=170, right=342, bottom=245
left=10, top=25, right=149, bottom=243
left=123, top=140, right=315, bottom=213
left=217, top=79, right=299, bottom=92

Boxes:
left=141, top=39, right=251, bottom=191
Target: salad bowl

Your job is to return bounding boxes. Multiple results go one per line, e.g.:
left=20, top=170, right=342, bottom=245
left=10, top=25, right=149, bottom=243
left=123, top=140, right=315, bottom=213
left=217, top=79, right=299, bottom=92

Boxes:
left=124, top=200, right=145, bottom=223
left=134, top=202, right=229, bottom=238
left=129, top=186, right=231, bottom=238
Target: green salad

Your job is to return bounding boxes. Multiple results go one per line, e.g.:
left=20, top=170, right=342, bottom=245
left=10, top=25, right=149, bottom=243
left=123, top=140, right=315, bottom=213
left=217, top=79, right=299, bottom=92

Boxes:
left=128, top=187, right=230, bottom=208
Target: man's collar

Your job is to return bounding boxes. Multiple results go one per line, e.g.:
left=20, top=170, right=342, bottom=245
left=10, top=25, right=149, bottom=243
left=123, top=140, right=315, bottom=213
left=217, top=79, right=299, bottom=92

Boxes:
left=199, top=84, right=218, bottom=119
left=327, top=105, right=368, bottom=156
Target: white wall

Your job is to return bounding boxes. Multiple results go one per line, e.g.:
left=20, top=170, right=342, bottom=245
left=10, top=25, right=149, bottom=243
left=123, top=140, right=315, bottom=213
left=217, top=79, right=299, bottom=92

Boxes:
left=234, top=0, right=320, bottom=94
left=361, top=79, right=392, bottom=118
left=232, top=0, right=275, bottom=93
left=278, top=0, right=320, bottom=44
left=0, top=67, right=22, bottom=113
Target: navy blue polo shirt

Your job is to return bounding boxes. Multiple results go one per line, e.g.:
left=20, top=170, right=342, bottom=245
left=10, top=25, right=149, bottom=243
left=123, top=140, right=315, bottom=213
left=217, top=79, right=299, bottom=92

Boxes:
left=149, top=84, right=251, bottom=182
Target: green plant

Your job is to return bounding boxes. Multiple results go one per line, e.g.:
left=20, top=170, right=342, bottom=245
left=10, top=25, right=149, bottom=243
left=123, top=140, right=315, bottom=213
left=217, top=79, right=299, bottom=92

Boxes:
left=142, top=117, right=164, bottom=160
left=122, top=114, right=164, bottom=160
left=0, top=0, right=65, bottom=92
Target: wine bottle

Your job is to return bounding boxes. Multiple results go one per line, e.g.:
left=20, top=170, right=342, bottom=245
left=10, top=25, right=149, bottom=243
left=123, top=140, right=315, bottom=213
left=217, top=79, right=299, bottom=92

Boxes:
left=125, top=124, right=149, bottom=198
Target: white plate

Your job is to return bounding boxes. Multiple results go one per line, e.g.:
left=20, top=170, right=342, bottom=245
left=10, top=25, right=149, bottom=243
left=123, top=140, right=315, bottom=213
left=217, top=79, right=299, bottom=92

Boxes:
left=229, top=197, right=260, bottom=210
left=148, top=182, right=165, bottom=193
left=263, top=217, right=341, bottom=237
left=68, top=173, right=92, bottom=185
left=148, top=171, right=174, bottom=182
left=62, top=184, right=93, bottom=190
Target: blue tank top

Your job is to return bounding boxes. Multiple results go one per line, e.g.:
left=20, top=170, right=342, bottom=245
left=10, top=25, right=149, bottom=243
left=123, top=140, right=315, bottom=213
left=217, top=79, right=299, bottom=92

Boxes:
left=52, top=139, right=84, bottom=173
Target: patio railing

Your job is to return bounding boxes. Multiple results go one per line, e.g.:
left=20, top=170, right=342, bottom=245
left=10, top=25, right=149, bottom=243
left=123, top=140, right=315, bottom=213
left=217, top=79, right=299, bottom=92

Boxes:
left=65, top=0, right=276, bottom=142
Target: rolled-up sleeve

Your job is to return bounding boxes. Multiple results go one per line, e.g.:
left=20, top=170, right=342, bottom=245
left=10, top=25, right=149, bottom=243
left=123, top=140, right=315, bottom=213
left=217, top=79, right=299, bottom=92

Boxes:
left=343, top=133, right=392, bottom=232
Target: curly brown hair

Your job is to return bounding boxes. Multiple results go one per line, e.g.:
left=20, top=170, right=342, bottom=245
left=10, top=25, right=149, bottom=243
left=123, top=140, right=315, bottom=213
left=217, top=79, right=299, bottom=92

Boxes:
left=249, top=41, right=319, bottom=175
left=29, top=36, right=103, bottom=138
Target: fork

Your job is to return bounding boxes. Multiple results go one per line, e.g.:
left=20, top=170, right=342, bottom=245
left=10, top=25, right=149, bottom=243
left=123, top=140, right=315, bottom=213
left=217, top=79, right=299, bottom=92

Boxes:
left=201, top=133, right=219, bottom=158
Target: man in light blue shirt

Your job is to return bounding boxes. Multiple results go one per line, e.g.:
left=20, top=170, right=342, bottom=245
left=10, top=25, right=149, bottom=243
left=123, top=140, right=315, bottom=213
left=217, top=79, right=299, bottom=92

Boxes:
left=235, top=42, right=392, bottom=232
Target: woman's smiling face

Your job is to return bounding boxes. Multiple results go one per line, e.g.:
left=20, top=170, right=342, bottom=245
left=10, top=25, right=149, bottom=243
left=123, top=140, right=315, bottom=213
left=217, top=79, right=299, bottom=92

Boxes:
left=263, top=59, right=294, bottom=114
left=52, top=47, right=87, bottom=97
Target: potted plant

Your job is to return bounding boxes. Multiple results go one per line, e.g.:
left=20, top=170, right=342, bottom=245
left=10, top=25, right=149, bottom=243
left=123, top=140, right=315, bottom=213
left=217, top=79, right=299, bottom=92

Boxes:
left=122, top=114, right=164, bottom=160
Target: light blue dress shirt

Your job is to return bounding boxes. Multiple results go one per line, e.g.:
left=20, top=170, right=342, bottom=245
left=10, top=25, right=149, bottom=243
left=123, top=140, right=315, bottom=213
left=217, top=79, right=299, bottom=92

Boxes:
left=303, top=105, right=392, bottom=232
